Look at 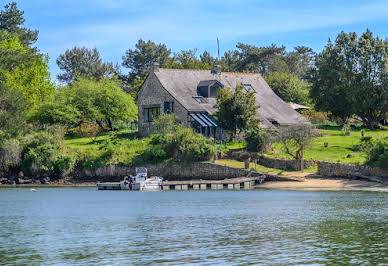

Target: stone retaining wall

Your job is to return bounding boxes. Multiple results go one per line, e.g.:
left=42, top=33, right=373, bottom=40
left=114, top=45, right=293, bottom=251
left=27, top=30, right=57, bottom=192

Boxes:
left=76, top=162, right=264, bottom=182
left=317, top=161, right=388, bottom=183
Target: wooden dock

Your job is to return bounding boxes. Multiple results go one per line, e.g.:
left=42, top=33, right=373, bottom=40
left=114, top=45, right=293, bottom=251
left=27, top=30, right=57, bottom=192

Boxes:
left=97, top=176, right=265, bottom=190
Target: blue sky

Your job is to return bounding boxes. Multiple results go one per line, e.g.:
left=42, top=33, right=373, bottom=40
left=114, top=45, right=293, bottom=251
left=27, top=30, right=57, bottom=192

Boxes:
left=9, top=0, right=388, bottom=81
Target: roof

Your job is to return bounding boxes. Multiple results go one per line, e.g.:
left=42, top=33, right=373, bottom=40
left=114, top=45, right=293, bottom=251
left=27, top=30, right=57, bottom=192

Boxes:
left=153, top=68, right=308, bottom=128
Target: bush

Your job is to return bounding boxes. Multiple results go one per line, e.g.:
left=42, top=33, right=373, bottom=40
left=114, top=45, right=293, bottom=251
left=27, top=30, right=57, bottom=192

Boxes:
left=149, top=127, right=216, bottom=162
left=301, top=110, right=329, bottom=124
left=245, top=129, right=268, bottom=152
left=365, top=137, right=388, bottom=168
left=0, top=138, right=21, bottom=176
left=74, top=122, right=102, bottom=140
left=21, top=127, right=75, bottom=176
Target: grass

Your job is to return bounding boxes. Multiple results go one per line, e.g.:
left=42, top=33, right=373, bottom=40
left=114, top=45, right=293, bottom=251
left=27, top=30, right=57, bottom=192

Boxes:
left=64, top=129, right=151, bottom=168
left=265, top=126, right=388, bottom=165
left=215, top=159, right=317, bottom=176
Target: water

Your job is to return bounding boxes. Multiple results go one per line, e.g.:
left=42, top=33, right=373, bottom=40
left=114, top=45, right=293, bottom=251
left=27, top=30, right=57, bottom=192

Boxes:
left=0, top=188, right=387, bottom=265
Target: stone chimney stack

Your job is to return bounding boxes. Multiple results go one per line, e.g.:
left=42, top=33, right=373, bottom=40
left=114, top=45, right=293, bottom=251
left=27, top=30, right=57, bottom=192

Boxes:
left=152, top=62, right=160, bottom=72
left=211, top=65, right=221, bottom=74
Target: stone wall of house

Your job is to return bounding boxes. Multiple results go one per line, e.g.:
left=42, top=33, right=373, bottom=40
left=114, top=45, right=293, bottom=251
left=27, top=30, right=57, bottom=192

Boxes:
left=74, top=162, right=289, bottom=182
left=137, top=70, right=189, bottom=136
left=317, top=161, right=388, bottom=183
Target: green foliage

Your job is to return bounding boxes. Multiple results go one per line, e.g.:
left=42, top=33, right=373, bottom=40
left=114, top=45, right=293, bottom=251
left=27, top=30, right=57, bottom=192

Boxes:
left=0, top=2, right=38, bottom=47
left=34, top=78, right=137, bottom=129
left=245, top=128, right=268, bottom=152
left=0, top=83, right=29, bottom=137
left=152, top=113, right=181, bottom=134
left=310, top=29, right=388, bottom=129
left=0, top=32, right=53, bottom=112
left=215, top=85, right=260, bottom=135
left=364, top=137, right=388, bottom=168
left=21, top=127, right=73, bottom=176
left=301, top=109, right=329, bottom=124
left=266, top=72, right=311, bottom=105
left=0, top=138, right=21, bottom=175
left=56, top=46, right=118, bottom=84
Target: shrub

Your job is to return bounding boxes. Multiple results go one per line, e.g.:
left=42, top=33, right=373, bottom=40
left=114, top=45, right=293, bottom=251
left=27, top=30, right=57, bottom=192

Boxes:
left=245, top=129, right=268, bottom=152
left=0, top=138, right=21, bottom=176
left=21, top=127, right=74, bottom=176
left=301, top=110, right=329, bottom=124
left=365, top=137, right=388, bottom=168
left=149, top=127, right=216, bottom=162
left=74, top=122, right=102, bottom=141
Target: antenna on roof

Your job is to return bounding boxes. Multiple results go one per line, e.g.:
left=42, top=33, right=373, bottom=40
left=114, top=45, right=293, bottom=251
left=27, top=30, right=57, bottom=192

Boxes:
left=217, top=37, right=220, bottom=61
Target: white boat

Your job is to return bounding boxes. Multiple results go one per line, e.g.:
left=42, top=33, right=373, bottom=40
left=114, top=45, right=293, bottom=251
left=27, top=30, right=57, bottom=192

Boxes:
left=119, top=167, right=163, bottom=191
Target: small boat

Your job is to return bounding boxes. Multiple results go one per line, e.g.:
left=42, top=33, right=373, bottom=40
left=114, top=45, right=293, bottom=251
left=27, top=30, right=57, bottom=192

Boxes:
left=97, top=168, right=163, bottom=191
left=30, top=188, right=37, bottom=192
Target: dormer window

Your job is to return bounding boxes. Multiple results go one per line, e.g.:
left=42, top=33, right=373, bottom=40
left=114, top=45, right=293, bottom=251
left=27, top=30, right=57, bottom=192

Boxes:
left=197, top=80, right=223, bottom=98
left=244, top=84, right=254, bottom=92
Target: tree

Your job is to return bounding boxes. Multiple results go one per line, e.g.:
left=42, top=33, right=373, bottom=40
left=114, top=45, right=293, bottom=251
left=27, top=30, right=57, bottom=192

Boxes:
left=266, top=72, right=311, bottom=105
left=122, top=39, right=171, bottom=82
left=0, top=83, right=29, bottom=138
left=284, top=46, right=315, bottom=79
left=215, top=85, right=260, bottom=137
left=0, top=2, right=38, bottom=47
left=56, top=47, right=118, bottom=84
left=274, top=124, right=316, bottom=172
left=0, top=32, right=53, bottom=112
left=64, top=78, right=137, bottom=130
left=235, top=43, right=287, bottom=76
left=310, top=30, right=388, bottom=129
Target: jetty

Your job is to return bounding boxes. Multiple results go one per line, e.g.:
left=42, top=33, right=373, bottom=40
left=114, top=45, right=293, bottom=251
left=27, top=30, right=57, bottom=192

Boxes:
left=97, top=176, right=265, bottom=191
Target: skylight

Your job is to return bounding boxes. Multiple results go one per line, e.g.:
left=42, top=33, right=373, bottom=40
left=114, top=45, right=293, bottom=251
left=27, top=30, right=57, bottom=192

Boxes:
left=244, top=84, right=254, bottom=92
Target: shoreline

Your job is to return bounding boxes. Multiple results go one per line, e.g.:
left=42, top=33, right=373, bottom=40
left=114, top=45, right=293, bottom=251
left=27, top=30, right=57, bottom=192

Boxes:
left=1, top=177, right=387, bottom=192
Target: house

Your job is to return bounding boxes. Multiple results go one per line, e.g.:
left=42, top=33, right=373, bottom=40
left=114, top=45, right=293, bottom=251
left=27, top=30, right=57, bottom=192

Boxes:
left=137, top=63, right=307, bottom=138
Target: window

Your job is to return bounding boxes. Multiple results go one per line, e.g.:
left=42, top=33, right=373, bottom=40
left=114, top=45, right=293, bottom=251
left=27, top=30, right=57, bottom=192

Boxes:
left=193, top=97, right=208, bottom=103
left=143, top=107, right=160, bottom=122
left=164, top=102, right=174, bottom=113
left=244, top=84, right=254, bottom=92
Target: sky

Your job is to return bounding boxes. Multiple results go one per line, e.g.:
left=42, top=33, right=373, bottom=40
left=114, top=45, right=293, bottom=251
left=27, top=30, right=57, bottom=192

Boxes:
left=8, top=0, right=388, bottom=81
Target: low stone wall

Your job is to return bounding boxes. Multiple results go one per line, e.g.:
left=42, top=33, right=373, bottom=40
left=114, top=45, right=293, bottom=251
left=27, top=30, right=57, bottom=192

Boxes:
left=223, top=150, right=316, bottom=171
left=317, top=161, right=388, bottom=183
left=76, top=162, right=264, bottom=182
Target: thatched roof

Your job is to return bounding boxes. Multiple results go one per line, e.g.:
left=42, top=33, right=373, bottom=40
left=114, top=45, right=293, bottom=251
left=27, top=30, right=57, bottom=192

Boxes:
left=154, top=68, right=307, bottom=128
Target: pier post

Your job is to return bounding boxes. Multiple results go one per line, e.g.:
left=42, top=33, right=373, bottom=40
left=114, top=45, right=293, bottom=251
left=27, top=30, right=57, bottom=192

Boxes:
left=162, top=185, right=170, bottom=190
left=217, top=184, right=223, bottom=189
left=175, top=185, right=182, bottom=190
left=234, top=183, right=241, bottom=190
left=244, top=182, right=250, bottom=189
left=211, top=183, right=218, bottom=190
left=228, top=184, right=234, bottom=190
left=193, top=184, right=200, bottom=190
left=200, top=184, right=207, bottom=190
left=182, top=184, right=188, bottom=190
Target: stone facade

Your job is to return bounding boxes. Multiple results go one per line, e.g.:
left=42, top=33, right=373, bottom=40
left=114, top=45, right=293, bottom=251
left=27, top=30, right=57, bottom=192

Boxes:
left=317, top=161, right=388, bottom=183
left=137, top=71, right=189, bottom=136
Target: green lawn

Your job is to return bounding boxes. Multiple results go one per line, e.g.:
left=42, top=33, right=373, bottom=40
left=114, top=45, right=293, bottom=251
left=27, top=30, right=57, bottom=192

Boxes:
left=265, top=126, right=388, bottom=164
left=64, top=129, right=151, bottom=167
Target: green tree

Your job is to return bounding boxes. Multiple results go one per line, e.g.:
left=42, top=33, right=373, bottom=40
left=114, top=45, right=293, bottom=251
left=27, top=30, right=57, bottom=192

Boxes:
left=215, top=85, right=260, bottom=137
left=0, top=83, right=29, bottom=138
left=0, top=2, right=38, bottom=47
left=284, top=46, right=315, bottom=79
left=310, top=30, right=388, bottom=129
left=0, top=32, right=53, bottom=111
left=56, top=46, right=118, bottom=84
left=266, top=72, right=311, bottom=105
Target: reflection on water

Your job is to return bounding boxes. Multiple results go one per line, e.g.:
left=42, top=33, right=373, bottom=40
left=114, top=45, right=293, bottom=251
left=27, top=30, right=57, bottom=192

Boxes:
left=0, top=188, right=387, bottom=265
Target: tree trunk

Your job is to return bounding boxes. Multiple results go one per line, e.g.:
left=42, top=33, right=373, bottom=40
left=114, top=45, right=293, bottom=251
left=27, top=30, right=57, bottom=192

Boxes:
left=300, top=149, right=304, bottom=173
left=107, top=119, right=113, bottom=131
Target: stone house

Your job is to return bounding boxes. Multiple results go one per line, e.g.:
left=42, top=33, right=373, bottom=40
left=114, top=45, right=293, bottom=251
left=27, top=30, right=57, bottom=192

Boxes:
left=137, top=63, right=307, bottom=138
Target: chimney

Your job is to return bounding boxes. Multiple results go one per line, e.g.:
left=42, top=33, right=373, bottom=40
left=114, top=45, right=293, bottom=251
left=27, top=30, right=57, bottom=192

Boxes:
left=152, top=62, right=160, bottom=72
left=211, top=65, right=221, bottom=74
